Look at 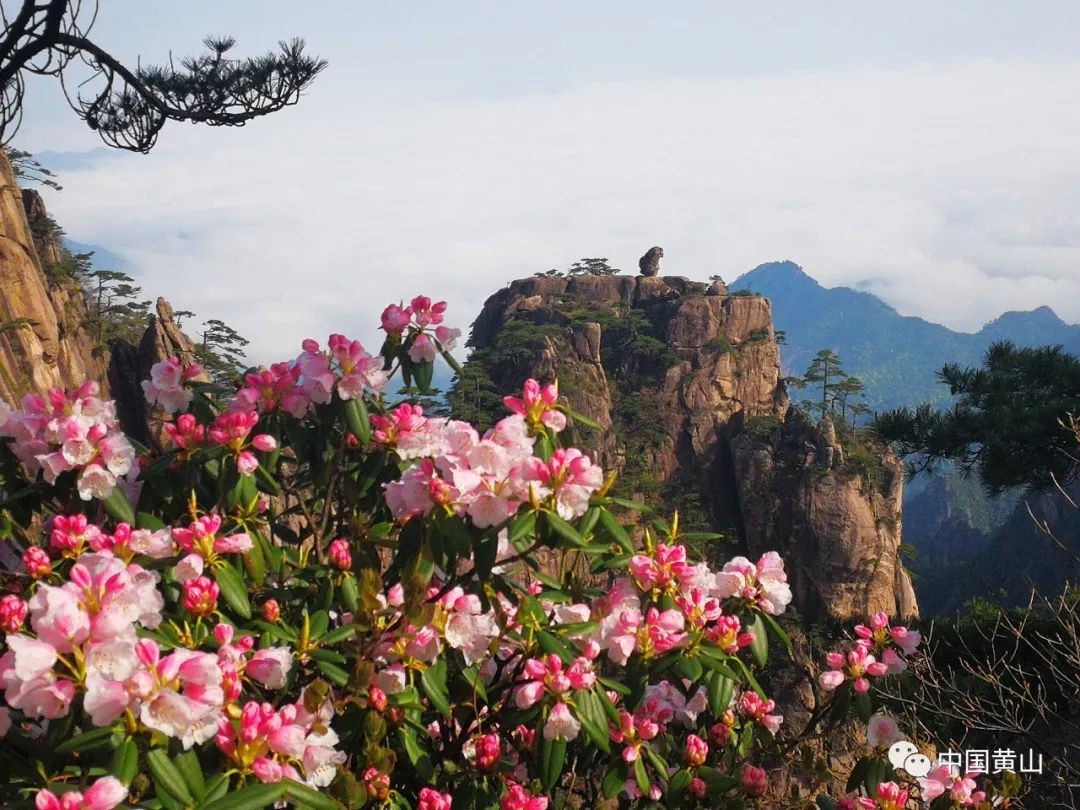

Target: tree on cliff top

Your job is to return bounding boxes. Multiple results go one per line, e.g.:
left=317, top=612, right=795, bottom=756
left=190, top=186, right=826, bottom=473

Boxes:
left=0, top=1, right=325, bottom=151
left=873, top=341, right=1080, bottom=493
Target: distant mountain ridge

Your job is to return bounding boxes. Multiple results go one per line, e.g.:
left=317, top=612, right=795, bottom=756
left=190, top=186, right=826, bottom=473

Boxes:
left=730, top=261, right=1080, bottom=410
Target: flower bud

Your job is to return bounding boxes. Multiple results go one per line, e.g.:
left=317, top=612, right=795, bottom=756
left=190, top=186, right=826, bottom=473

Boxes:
left=22, top=546, right=51, bottom=578
left=328, top=539, right=352, bottom=571
left=262, top=599, right=281, bottom=622
left=0, top=594, right=28, bottom=633
left=182, top=576, right=220, bottom=616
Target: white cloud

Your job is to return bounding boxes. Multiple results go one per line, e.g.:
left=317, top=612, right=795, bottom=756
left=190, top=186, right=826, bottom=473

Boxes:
left=39, top=57, right=1080, bottom=363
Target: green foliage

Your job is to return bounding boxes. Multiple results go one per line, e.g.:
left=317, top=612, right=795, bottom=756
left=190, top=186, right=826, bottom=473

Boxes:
left=196, top=318, right=250, bottom=385
left=84, top=269, right=152, bottom=350
left=536, top=257, right=621, bottom=277
left=705, top=335, right=734, bottom=353
left=873, top=341, right=1080, bottom=494
left=7, top=147, right=62, bottom=190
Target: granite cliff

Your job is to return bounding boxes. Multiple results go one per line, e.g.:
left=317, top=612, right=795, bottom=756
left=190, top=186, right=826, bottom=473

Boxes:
left=453, top=273, right=918, bottom=621
left=0, top=150, right=103, bottom=402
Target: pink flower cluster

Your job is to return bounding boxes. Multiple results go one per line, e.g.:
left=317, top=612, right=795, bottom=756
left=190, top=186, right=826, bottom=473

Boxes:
left=215, top=686, right=344, bottom=788
left=918, top=765, right=988, bottom=806
left=384, top=385, right=603, bottom=526
left=0, top=382, right=134, bottom=500
left=820, top=612, right=921, bottom=693
left=380, top=295, right=461, bottom=363
left=35, top=776, right=127, bottom=810
left=503, top=378, right=565, bottom=433
left=513, top=654, right=596, bottom=741
left=715, top=551, right=793, bottom=615
left=0, top=551, right=163, bottom=723
left=141, top=357, right=203, bottom=414
left=172, top=513, right=252, bottom=582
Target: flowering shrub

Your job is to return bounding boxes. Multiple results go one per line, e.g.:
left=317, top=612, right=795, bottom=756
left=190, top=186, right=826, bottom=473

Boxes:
left=0, top=296, right=1018, bottom=808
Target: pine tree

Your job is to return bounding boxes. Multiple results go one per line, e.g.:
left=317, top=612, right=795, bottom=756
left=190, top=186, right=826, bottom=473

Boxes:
left=196, top=319, right=250, bottom=385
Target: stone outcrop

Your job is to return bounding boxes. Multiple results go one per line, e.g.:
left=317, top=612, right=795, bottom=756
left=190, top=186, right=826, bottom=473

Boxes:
left=0, top=150, right=103, bottom=402
left=461, top=274, right=918, bottom=621
left=108, top=297, right=207, bottom=448
left=638, top=246, right=663, bottom=276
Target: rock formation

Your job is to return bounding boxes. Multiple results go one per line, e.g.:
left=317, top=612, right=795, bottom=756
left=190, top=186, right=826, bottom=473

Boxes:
left=108, top=297, right=207, bottom=448
left=638, top=246, right=663, bottom=277
left=457, top=274, right=918, bottom=621
left=0, top=150, right=103, bottom=403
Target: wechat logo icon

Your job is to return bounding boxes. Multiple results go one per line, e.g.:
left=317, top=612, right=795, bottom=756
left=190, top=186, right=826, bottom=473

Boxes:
left=888, top=740, right=932, bottom=778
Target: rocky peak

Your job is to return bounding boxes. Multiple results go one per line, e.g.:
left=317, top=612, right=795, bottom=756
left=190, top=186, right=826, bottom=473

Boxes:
left=455, top=272, right=917, bottom=621
left=0, top=149, right=103, bottom=404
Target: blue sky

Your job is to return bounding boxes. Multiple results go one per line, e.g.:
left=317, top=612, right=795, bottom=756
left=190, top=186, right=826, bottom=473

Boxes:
left=14, top=2, right=1080, bottom=362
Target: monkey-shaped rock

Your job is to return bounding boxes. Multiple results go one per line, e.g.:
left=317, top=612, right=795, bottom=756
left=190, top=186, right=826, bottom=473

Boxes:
left=815, top=413, right=844, bottom=469
left=638, top=246, right=663, bottom=277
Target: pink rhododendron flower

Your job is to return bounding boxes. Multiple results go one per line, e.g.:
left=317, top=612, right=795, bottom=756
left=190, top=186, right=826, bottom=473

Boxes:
left=684, top=733, right=709, bottom=766
left=631, top=543, right=694, bottom=593
left=164, top=413, right=205, bottom=451
left=501, top=781, right=549, bottom=810
left=516, top=447, right=603, bottom=519
left=503, top=378, right=566, bottom=433
left=468, top=732, right=501, bottom=772
left=409, top=332, right=437, bottom=363
left=418, top=787, right=453, bottom=810
left=135, top=640, right=224, bottom=748
left=0, top=383, right=134, bottom=501
left=610, top=709, right=661, bottom=763
left=819, top=645, right=889, bottom=693
left=181, top=576, right=219, bottom=616
left=739, top=690, right=784, bottom=734
left=380, top=303, right=412, bottom=335
left=246, top=647, right=293, bottom=689
left=35, top=776, right=127, bottom=810
left=543, top=700, right=581, bottom=741
left=231, top=362, right=309, bottom=417
left=874, top=781, right=909, bottom=810
left=715, top=551, right=793, bottom=615
left=741, top=764, right=768, bottom=798
left=867, top=712, right=905, bottom=748
left=142, top=357, right=198, bottom=414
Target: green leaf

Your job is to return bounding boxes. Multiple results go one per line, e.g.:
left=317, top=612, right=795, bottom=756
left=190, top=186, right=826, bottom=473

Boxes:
left=438, top=346, right=463, bottom=375
left=540, top=734, right=567, bottom=791
left=201, top=780, right=287, bottom=810
left=676, top=655, right=703, bottom=682
left=399, top=726, right=435, bottom=782
left=319, top=624, right=359, bottom=646
left=544, top=512, right=586, bottom=547
left=667, top=768, right=693, bottom=804
left=283, top=778, right=342, bottom=809
left=99, top=485, right=135, bottom=525
left=564, top=406, right=602, bottom=430
left=748, top=612, right=769, bottom=667
left=597, top=509, right=634, bottom=553
left=420, top=659, right=451, bottom=717
left=147, top=749, right=195, bottom=806
left=52, top=725, right=114, bottom=754
left=854, top=691, right=873, bottom=724
left=340, top=573, right=359, bottom=613
left=214, top=562, right=251, bottom=619
left=760, top=610, right=794, bottom=657
left=573, top=693, right=611, bottom=754
left=508, top=511, right=537, bottom=547
left=707, top=671, right=735, bottom=718
left=633, top=755, right=650, bottom=797
left=537, top=631, right=574, bottom=664
left=604, top=495, right=650, bottom=511
left=110, top=737, right=139, bottom=786
left=315, top=660, right=349, bottom=686
left=846, top=756, right=872, bottom=793
left=414, top=360, right=434, bottom=394
left=602, top=766, right=625, bottom=800
left=204, top=773, right=229, bottom=803
left=175, top=749, right=206, bottom=800
left=344, top=398, right=372, bottom=445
